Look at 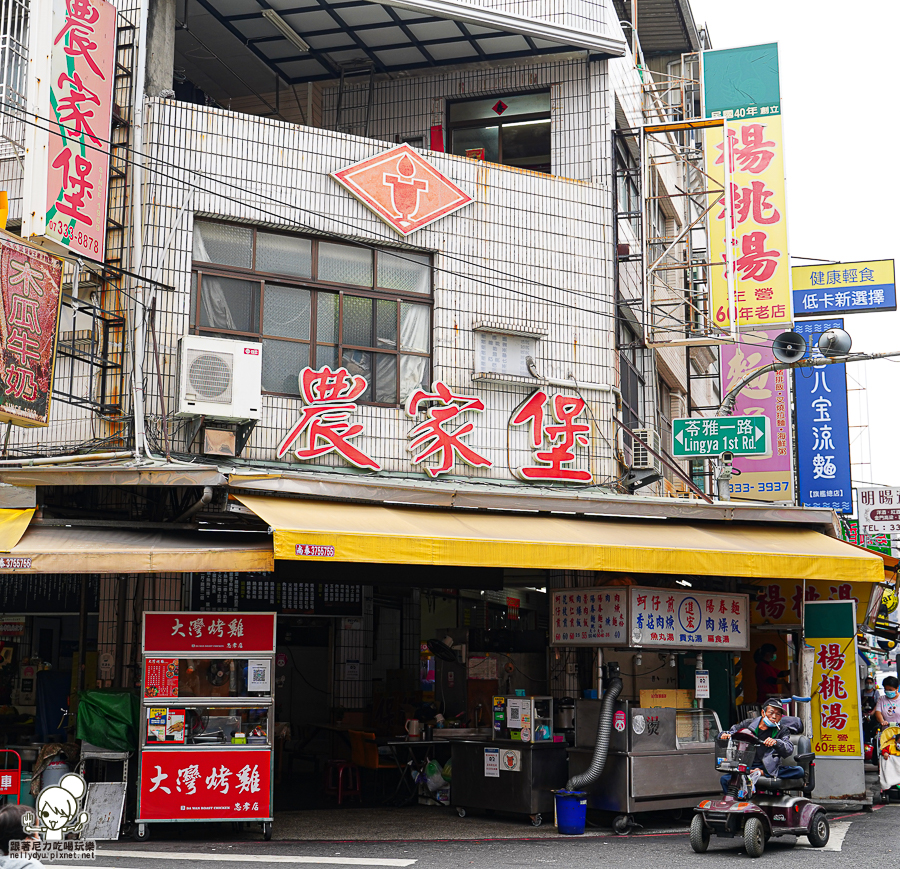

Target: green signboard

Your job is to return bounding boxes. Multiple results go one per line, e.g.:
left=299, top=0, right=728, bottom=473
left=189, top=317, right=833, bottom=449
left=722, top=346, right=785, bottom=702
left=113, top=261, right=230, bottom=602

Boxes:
left=702, top=43, right=781, bottom=118
left=841, top=519, right=892, bottom=556
left=672, top=416, right=769, bottom=458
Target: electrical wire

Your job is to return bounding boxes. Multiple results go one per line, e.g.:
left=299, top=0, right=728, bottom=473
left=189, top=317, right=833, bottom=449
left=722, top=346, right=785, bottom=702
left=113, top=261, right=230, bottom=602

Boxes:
left=0, top=102, right=621, bottom=317
left=286, top=645, right=330, bottom=695
left=0, top=100, right=828, bottom=360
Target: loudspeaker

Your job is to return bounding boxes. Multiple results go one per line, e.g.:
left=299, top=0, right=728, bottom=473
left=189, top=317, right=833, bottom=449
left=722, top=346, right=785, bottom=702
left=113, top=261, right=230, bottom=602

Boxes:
left=771, top=331, right=807, bottom=363
left=818, top=328, right=852, bottom=358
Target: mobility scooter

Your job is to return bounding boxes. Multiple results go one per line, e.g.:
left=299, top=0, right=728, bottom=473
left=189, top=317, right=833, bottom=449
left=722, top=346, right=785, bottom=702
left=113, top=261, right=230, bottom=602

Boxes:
left=690, top=725, right=829, bottom=857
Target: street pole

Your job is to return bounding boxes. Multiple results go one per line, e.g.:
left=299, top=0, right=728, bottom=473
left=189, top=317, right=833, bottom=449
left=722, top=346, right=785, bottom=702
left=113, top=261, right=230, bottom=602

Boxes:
left=713, top=348, right=900, bottom=500
left=717, top=349, right=900, bottom=417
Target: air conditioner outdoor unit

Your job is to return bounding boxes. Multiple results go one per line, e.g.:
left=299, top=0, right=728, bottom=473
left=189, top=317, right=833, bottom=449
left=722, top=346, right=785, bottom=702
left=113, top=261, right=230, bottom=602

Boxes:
left=176, top=335, right=262, bottom=421
left=632, top=427, right=663, bottom=474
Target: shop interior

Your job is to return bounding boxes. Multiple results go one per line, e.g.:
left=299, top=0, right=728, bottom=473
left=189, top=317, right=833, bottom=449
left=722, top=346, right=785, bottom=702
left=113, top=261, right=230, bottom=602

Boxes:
left=0, top=569, right=889, bottom=832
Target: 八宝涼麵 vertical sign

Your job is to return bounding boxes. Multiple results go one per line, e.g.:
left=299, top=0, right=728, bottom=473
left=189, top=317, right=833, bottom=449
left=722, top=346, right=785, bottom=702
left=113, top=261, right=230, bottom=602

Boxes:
left=719, top=329, right=793, bottom=502
left=793, top=319, right=852, bottom=512
left=805, top=600, right=863, bottom=760
left=22, top=0, right=116, bottom=260
left=0, top=234, right=64, bottom=426
left=702, top=44, right=792, bottom=330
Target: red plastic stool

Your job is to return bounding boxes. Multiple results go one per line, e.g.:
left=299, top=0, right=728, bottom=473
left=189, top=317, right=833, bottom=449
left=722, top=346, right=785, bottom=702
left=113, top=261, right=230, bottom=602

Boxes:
left=323, top=760, right=361, bottom=805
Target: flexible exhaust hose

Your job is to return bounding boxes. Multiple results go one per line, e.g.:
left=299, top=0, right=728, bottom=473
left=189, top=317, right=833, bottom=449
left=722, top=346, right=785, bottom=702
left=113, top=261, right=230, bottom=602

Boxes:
left=565, top=677, right=623, bottom=790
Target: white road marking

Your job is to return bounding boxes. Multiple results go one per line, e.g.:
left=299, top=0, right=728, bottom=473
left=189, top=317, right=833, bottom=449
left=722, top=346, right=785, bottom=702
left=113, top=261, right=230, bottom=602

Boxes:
left=93, top=851, right=416, bottom=867
left=794, top=819, right=850, bottom=852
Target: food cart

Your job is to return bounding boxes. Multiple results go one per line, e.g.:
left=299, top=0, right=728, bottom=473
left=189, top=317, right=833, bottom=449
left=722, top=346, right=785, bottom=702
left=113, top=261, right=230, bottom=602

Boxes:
left=553, top=586, right=750, bottom=831
left=450, top=695, right=566, bottom=826
left=135, top=611, right=276, bottom=841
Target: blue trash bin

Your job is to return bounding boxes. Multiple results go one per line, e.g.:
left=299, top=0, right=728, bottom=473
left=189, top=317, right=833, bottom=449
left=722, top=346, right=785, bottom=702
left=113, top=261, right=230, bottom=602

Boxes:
left=554, top=790, right=587, bottom=835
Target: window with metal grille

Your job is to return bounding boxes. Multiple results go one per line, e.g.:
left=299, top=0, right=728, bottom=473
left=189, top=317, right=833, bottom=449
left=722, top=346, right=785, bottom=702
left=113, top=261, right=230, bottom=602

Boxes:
left=191, top=220, right=432, bottom=406
left=617, top=318, right=644, bottom=432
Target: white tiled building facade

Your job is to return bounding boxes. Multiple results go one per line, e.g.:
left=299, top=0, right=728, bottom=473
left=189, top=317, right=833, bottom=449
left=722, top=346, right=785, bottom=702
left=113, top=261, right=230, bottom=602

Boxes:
left=2, top=0, right=713, bottom=495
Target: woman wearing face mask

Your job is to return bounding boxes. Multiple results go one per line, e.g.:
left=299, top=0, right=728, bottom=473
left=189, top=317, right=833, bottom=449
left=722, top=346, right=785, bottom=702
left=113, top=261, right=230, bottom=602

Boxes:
left=874, top=676, right=900, bottom=727
left=753, top=643, right=790, bottom=703
left=863, top=677, right=881, bottom=744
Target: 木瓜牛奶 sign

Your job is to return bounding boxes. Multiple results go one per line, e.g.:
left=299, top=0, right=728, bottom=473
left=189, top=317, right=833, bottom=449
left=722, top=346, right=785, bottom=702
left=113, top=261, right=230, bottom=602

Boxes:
left=629, top=588, right=749, bottom=649
left=0, top=235, right=64, bottom=426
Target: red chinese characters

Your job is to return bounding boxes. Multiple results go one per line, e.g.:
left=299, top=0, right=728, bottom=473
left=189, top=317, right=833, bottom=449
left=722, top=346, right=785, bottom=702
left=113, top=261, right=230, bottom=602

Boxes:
left=819, top=702, right=848, bottom=731
left=0, top=239, right=64, bottom=426
left=139, top=750, right=271, bottom=820
left=815, top=642, right=846, bottom=672
left=277, top=366, right=381, bottom=471
left=551, top=589, right=623, bottom=645
left=405, top=381, right=491, bottom=477
left=510, top=390, right=592, bottom=482
left=728, top=231, right=781, bottom=284
left=43, top=0, right=115, bottom=258
left=755, top=584, right=787, bottom=620
left=718, top=180, right=781, bottom=226
left=707, top=116, right=790, bottom=329
left=715, top=124, right=776, bottom=175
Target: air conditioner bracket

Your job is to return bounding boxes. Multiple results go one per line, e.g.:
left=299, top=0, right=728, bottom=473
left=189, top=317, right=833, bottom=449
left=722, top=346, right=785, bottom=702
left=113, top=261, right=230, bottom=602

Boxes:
left=185, top=414, right=206, bottom=450
left=235, top=420, right=257, bottom=456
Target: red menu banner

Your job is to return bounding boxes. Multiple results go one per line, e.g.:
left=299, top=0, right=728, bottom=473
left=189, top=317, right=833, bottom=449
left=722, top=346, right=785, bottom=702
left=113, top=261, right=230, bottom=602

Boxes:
left=143, top=612, right=276, bottom=654
left=144, top=658, right=179, bottom=698
left=139, top=749, right=271, bottom=820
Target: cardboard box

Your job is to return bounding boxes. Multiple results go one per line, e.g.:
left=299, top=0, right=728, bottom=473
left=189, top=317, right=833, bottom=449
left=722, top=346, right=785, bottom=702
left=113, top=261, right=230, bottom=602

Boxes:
left=639, top=688, right=694, bottom=709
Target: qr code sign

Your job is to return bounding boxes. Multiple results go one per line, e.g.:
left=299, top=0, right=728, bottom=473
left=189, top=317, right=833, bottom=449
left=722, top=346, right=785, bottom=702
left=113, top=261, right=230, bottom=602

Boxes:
left=252, top=667, right=265, bottom=683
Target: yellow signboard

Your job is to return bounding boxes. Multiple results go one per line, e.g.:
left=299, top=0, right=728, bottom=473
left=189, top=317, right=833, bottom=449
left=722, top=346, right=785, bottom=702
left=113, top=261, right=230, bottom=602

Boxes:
left=809, top=638, right=862, bottom=757
left=751, top=579, right=881, bottom=626
left=792, top=259, right=896, bottom=316
left=705, top=116, right=791, bottom=329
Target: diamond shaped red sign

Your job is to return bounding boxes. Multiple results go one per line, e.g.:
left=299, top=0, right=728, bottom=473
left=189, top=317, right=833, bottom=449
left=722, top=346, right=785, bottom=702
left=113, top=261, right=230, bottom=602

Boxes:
left=492, top=100, right=508, bottom=116
left=330, top=144, right=473, bottom=236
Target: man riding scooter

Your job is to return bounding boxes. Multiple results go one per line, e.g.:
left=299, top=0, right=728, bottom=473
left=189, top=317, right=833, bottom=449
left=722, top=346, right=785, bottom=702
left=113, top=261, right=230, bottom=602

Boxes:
left=719, top=699, right=804, bottom=794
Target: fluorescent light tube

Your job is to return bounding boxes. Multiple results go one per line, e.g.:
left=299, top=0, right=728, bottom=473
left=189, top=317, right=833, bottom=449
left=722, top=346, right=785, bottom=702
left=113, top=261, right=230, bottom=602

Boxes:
left=261, top=9, right=311, bottom=53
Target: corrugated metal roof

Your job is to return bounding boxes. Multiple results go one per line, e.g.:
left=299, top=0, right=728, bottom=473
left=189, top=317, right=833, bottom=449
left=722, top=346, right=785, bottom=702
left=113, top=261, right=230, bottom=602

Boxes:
left=616, top=0, right=702, bottom=57
left=179, top=0, right=625, bottom=94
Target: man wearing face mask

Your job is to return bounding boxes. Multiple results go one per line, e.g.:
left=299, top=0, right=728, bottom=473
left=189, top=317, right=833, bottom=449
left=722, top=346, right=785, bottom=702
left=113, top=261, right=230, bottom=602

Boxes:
left=718, top=699, right=804, bottom=794
left=873, top=676, right=900, bottom=727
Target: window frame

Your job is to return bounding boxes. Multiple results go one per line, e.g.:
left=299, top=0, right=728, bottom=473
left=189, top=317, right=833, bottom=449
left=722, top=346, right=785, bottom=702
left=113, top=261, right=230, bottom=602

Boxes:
left=190, top=220, right=433, bottom=408
left=446, top=89, right=552, bottom=173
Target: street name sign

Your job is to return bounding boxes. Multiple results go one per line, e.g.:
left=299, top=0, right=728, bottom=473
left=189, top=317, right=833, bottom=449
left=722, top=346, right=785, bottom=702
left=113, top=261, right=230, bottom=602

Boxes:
left=672, top=416, right=769, bottom=458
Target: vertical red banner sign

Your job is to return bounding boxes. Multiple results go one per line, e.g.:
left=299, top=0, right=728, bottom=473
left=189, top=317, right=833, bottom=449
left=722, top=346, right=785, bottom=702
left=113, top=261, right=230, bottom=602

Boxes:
left=0, top=235, right=64, bottom=426
left=40, top=0, right=117, bottom=259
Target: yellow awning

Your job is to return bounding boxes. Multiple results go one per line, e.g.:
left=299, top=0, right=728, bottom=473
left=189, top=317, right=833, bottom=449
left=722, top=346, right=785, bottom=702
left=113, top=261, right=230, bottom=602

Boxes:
left=0, top=525, right=273, bottom=573
left=0, top=508, right=34, bottom=552
left=236, top=495, right=883, bottom=583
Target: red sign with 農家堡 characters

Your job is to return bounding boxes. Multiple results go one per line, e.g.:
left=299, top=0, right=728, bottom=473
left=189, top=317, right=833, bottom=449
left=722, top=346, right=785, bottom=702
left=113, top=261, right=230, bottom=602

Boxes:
left=139, top=749, right=271, bottom=820
left=0, top=234, right=64, bottom=427
left=142, top=612, right=276, bottom=654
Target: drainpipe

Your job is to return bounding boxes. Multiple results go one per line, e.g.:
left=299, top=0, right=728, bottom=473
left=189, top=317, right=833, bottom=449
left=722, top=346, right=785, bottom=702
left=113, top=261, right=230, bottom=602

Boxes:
left=130, top=0, right=151, bottom=461
left=174, top=486, right=212, bottom=523
left=525, top=357, right=621, bottom=400
left=0, top=451, right=134, bottom=467
left=696, top=651, right=704, bottom=709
